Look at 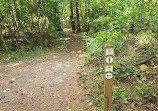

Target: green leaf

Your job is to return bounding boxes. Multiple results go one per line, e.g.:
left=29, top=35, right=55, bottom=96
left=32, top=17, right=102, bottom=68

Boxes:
left=127, top=95, right=132, bottom=100
left=131, top=59, right=134, bottom=62
left=0, top=93, right=6, bottom=97
left=33, top=89, right=36, bottom=92
left=131, top=102, right=135, bottom=108
left=155, top=88, right=158, bottom=91
left=126, top=52, right=131, bottom=56
left=10, top=99, right=14, bottom=102
left=120, top=74, right=126, bottom=77
left=140, top=90, right=144, bottom=94
left=146, top=105, right=150, bottom=107
left=121, top=101, right=125, bottom=104
left=3, top=89, right=10, bottom=93
left=145, top=95, right=149, bottom=97
left=112, top=95, right=117, bottom=100
left=141, top=64, right=147, bottom=71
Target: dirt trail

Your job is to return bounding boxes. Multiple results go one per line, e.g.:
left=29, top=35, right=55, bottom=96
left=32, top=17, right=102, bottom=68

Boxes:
left=0, top=32, right=88, bottom=111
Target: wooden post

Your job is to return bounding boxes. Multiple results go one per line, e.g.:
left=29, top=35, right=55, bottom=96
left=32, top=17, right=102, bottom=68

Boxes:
left=104, top=44, right=114, bottom=111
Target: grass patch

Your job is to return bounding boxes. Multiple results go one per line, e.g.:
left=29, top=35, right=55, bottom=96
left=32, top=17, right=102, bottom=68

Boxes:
left=0, top=38, right=67, bottom=63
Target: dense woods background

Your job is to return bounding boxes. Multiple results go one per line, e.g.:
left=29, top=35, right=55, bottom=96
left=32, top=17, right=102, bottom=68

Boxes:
left=0, top=0, right=157, bottom=56
left=0, top=0, right=158, bottom=110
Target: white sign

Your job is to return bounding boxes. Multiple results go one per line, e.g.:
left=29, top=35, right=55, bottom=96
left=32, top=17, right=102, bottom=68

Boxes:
left=106, top=56, right=113, bottom=63
left=106, top=48, right=114, bottom=55
left=105, top=73, right=113, bottom=79
left=105, top=66, right=113, bottom=72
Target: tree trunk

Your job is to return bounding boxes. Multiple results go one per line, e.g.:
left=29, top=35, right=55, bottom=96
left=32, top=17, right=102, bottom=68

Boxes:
left=84, top=0, right=90, bottom=31
left=13, top=0, right=21, bottom=34
left=88, top=0, right=90, bottom=16
left=76, top=0, right=81, bottom=32
left=70, top=1, right=75, bottom=31
left=53, top=2, right=63, bottom=31
left=84, top=0, right=87, bottom=20
left=80, top=2, right=83, bottom=21
left=0, top=31, right=8, bottom=53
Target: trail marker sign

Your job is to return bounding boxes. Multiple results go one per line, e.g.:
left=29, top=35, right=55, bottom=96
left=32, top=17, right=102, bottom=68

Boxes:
left=106, top=56, right=113, bottom=63
left=105, top=73, right=113, bottom=79
left=106, top=48, right=114, bottom=55
left=105, top=66, right=113, bottom=72
left=104, top=44, right=114, bottom=111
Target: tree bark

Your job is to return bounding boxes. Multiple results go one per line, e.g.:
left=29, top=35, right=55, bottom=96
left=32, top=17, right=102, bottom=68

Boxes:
left=76, top=0, right=81, bottom=32
left=88, top=0, right=90, bottom=16
left=70, top=1, right=75, bottom=31
left=53, top=1, right=63, bottom=31
left=0, top=31, right=8, bottom=53
left=84, top=0, right=87, bottom=20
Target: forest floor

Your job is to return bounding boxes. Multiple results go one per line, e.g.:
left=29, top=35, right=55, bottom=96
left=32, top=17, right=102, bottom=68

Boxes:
left=0, top=31, right=89, bottom=111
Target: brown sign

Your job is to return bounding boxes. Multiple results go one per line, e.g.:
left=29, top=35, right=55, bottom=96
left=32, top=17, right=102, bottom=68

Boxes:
left=104, top=44, right=114, bottom=111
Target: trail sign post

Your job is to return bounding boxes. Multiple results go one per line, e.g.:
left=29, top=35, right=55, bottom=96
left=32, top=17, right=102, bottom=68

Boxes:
left=104, top=44, right=114, bottom=111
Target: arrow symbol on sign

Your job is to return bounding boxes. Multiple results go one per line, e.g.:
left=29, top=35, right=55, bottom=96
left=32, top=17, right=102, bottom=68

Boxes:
left=109, top=58, right=111, bottom=62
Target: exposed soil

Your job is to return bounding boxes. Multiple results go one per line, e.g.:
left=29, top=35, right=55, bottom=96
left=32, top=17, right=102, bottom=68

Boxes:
left=0, top=31, right=89, bottom=111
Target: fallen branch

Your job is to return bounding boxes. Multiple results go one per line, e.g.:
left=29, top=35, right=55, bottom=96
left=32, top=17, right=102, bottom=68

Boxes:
left=134, top=55, right=156, bottom=66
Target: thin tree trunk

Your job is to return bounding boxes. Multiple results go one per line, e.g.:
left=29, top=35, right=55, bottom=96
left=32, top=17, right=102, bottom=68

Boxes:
left=76, top=0, right=81, bottom=32
left=84, top=0, right=87, bottom=20
left=9, top=2, right=18, bottom=41
left=87, top=0, right=90, bottom=30
left=0, top=32, right=8, bottom=53
left=35, top=0, right=41, bottom=32
left=88, top=0, right=90, bottom=16
left=50, top=1, right=63, bottom=31
left=80, top=2, right=83, bottom=21
left=70, top=1, right=75, bottom=31
left=84, top=0, right=90, bottom=31
left=13, top=0, right=20, bottom=35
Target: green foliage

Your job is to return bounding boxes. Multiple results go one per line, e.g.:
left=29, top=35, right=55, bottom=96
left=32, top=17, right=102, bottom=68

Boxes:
left=88, top=0, right=157, bottom=38
left=0, top=36, right=67, bottom=63
left=82, top=30, right=123, bottom=65
left=81, top=22, right=157, bottom=110
left=0, top=46, right=46, bottom=62
left=0, top=93, right=6, bottom=97
left=0, top=0, right=65, bottom=61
